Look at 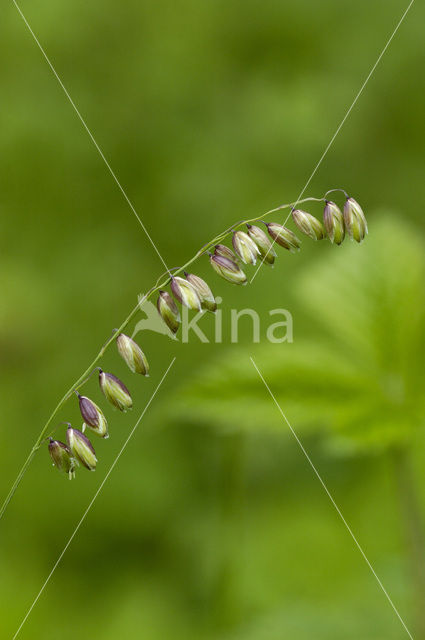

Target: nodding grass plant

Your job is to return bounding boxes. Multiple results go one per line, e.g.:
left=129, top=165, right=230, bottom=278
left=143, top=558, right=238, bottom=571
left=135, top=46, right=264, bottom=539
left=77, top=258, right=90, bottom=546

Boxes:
left=0, top=189, right=367, bottom=520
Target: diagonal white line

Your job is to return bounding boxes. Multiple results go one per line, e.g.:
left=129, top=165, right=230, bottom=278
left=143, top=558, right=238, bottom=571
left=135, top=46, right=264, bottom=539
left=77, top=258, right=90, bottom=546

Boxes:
left=250, top=0, right=415, bottom=283
left=12, top=0, right=170, bottom=275
left=12, top=357, right=176, bottom=640
left=250, top=356, right=414, bottom=639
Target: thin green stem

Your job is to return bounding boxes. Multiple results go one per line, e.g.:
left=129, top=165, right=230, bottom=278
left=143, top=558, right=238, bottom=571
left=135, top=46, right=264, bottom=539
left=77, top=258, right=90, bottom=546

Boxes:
left=0, top=194, right=325, bottom=521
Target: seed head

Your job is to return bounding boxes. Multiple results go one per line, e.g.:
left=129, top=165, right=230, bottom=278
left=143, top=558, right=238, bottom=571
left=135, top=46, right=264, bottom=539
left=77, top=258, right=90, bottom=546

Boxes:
left=232, top=230, right=260, bottom=265
left=343, top=197, right=368, bottom=243
left=77, top=394, right=108, bottom=438
left=157, top=290, right=181, bottom=334
left=265, top=222, right=301, bottom=252
left=99, top=369, right=133, bottom=412
left=214, top=244, right=238, bottom=262
left=66, top=427, right=97, bottom=471
left=184, top=272, right=217, bottom=312
left=291, top=209, right=325, bottom=240
left=323, top=201, right=345, bottom=245
left=246, top=224, right=276, bottom=265
left=117, top=333, right=149, bottom=376
left=209, top=253, right=247, bottom=285
left=48, top=439, right=76, bottom=479
left=171, top=276, right=202, bottom=311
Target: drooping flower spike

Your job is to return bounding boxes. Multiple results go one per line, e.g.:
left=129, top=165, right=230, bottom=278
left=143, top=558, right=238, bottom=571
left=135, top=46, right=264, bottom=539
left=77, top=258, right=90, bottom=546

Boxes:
left=117, top=333, right=149, bottom=376
left=33, top=188, right=368, bottom=493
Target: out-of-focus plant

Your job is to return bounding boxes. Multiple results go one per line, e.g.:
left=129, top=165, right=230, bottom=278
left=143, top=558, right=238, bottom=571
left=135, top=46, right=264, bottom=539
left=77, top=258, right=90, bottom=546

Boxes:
left=170, top=215, right=425, bottom=635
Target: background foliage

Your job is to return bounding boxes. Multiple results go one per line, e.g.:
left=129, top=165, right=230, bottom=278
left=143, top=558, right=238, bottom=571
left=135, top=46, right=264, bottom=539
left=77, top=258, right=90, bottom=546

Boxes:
left=1, top=1, right=425, bottom=638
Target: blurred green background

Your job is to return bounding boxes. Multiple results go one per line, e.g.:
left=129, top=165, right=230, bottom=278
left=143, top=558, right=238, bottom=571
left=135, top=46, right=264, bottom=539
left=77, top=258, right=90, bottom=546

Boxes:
left=1, top=0, right=425, bottom=638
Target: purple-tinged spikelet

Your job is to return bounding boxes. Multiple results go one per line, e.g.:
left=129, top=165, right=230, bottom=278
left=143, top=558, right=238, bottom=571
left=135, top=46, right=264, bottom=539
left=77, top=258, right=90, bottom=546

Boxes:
left=117, top=333, right=149, bottom=376
left=246, top=224, right=276, bottom=265
left=157, top=290, right=181, bottom=334
left=343, top=197, right=368, bottom=243
left=48, top=439, right=76, bottom=479
left=184, top=273, right=217, bottom=312
left=78, top=394, right=108, bottom=438
left=232, top=231, right=260, bottom=265
left=265, top=223, right=301, bottom=252
left=209, top=253, right=247, bottom=285
left=99, top=370, right=133, bottom=412
left=323, top=201, right=345, bottom=245
left=66, top=428, right=97, bottom=471
left=214, top=244, right=238, bottom=262
left=291, top=209, right=325, bottom=240
left=171, top=277, right=202, bottom=311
